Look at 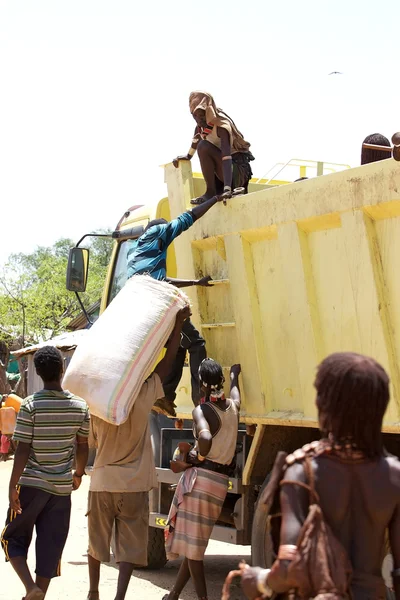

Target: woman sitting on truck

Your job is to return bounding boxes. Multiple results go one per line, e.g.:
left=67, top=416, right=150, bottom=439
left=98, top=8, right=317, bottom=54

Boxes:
left=163, top=359, right=241, bottom=600
left=173, top=91, right=255, bottom=205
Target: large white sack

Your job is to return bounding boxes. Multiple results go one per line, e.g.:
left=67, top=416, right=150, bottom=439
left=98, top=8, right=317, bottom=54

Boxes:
left=63, top=275, right=189, bottom=425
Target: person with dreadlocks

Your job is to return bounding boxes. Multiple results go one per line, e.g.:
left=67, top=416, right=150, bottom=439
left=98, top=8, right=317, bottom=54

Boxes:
left=173, top=91, right=255, bottom=205
left=361, top=133, right=392, bottom=165
left=238, top=352, right=400, bottom=600
left=163, top=359, right=241, bottom=600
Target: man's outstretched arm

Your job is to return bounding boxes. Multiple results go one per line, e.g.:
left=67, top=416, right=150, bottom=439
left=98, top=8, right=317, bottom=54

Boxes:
left=165, top=276, right=212, bottom=288
left=191, top=194, right=223, bottom=221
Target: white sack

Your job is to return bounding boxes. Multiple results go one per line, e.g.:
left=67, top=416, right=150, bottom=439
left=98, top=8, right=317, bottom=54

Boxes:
left=63, top=275, right=189, bottom=424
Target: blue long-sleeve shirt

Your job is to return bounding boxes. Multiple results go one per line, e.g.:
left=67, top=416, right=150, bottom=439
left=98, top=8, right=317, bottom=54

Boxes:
left=127, top=211, right=195, bottom=280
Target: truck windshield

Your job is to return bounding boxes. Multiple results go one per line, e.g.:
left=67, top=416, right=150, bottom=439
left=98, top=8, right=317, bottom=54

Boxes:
left=108, top=239, right=138, bottom=304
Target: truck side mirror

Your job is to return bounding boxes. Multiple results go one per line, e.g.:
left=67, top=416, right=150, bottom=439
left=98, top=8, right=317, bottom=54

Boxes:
left=66, top=248, right=89, bottom=292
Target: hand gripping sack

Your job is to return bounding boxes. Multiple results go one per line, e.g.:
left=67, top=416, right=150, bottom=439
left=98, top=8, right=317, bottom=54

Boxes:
left=63, top=275, right=189, bottom=425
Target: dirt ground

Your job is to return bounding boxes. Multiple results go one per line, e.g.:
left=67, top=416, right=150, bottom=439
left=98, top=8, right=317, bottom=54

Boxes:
left=0, top=460, right=249, bottom=600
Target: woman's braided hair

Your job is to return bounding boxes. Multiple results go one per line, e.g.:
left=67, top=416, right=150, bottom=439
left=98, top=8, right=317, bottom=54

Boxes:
left=198, top=358, right=225, bottom=396
left=315, top=352, right=390, bottom=459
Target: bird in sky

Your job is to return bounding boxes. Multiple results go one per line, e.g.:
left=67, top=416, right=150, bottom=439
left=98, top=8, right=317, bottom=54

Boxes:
left=328, top=71, right=343, bottom=75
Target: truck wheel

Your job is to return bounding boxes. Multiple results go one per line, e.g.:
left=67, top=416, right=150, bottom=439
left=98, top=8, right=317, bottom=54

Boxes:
left=145, top=526, right=168, bottom=570
left=251, top=475, right=274, bottom=568
left=112, top=525, right=168, bottom=570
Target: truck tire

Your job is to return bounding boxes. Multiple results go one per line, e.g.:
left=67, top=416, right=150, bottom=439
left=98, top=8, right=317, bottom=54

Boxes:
left=145, top=526, right=168, bottom=570
left=251, top=475, right=274, bottom=568
left=112, top=526, right=168, bottom=570
left=252, top=475, right=395, bottom=600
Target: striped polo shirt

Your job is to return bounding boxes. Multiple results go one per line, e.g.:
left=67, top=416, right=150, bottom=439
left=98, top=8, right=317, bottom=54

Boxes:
left=13, top=390, right=90, bottom=496
left=127, top=211, right=195, bottom=281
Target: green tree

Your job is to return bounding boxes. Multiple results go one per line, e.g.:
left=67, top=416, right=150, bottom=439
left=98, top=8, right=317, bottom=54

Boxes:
left=0, top=233, right=113, bottom=347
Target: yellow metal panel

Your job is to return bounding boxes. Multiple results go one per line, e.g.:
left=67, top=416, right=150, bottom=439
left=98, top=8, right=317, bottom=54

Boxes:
left=107, top=159, right=400, bottom=428
left=340, top=211, right=399, bottom=422
left=308, top=227, right=362, bottom=354
left=224, top=234, right=271, bottom=414
left=277, top=223, right=321, bottom=420
left=376, top=217, right=400, bottom=384
left=242, top=424, right=266, bottom=485
left=251, top=237, right=301, bottom=412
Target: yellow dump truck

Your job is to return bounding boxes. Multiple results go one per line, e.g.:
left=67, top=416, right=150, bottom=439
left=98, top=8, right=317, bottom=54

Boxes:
left=67, top=158, right=400, bottom=587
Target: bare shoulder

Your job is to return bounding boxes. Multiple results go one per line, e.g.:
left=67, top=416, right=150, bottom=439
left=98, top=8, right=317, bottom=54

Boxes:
left=192, top=404, right=203, bottom=420
left=385, top=454, right=400, bottom=480
left=284, top=461, right=307, bottom=482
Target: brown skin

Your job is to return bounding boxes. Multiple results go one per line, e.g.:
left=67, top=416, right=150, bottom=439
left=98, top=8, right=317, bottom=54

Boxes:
left=154, top=306, right=191, bottom=382
left=173, top=108, right=233, bottom=202
left=241, top=439, right=400, bottom=599
left=166, top=364, right=241, bottom=600
left=8, top=371, right=89, bottom=599
left=87, top=307, right=191, bottom=600
left=166, top=275, right=212, bottom=289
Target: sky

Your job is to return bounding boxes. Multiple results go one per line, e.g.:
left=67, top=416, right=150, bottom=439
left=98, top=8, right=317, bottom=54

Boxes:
left=1, top=0, right=399, bottom=264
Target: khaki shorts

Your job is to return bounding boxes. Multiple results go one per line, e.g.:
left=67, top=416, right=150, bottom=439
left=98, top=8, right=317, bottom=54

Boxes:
left=87, top=491, right=149, bottom=565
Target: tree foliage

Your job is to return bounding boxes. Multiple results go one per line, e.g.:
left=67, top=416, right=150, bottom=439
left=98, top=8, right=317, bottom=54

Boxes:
left=0, top=233, right=113, bottom=347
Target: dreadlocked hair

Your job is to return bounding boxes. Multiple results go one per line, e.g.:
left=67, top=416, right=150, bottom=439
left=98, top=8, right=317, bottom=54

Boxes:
left=361, top=133, right=391, bottom=165
left=199, top=358, right=224, bottom=392
left=34, top=346, right=64, bottom=382
left=315, top=352, right=390, bottom=459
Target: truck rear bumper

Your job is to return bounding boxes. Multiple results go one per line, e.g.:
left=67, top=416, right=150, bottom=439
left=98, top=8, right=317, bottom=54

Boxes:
left=149, top=511, right=246, bottom=544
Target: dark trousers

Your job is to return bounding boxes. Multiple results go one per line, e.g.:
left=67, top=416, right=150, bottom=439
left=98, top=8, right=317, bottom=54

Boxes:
left=1, top=485, right=71, bottom=579
left=163, top=319, right=206, bottom=405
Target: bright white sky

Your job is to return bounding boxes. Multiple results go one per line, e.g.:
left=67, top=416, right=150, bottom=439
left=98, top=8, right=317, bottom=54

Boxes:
left=1, top=0, right=399, bottom=264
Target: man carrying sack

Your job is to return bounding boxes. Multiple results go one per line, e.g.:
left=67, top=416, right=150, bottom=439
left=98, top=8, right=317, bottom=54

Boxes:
left=86, top=307, right=190, bottom=600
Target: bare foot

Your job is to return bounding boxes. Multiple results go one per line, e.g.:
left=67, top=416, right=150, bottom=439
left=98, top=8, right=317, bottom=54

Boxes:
left=25, top=587, right=45, bottom=600
left=87, top=592, right=99, bottom=600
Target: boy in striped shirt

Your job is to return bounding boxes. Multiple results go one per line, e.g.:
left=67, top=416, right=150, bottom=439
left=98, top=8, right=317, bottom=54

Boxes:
left=1, top=346, right=90, bottom=600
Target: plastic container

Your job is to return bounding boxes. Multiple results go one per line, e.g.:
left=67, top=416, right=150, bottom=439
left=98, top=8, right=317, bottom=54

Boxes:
left=5, top=393, right=22, bottom=413
left=0, top=406, right=17, bottom=435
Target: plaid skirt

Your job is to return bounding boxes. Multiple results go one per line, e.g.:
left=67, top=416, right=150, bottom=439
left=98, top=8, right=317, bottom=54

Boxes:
left=165, top=467, right=229, bottom=561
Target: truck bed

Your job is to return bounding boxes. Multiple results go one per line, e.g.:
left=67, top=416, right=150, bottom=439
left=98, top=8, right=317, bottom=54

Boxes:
left=164, top=160, right=400, bottom=430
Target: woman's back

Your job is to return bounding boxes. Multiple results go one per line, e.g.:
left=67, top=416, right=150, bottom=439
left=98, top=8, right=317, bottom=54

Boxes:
left=194, top=398, right=239, bottom=466
left=202, top=399, right=238, bottom=465
left=313, top=454, right=400, bottom=598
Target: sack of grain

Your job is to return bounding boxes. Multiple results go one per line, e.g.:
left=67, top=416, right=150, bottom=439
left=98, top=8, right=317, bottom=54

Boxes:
left=63, top=275, right=189, bottom=425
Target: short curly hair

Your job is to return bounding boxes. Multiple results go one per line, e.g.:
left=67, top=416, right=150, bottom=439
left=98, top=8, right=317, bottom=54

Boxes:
left=34, top=346, right=64, bottom=382
left=361, top=133, right=391, bottom=165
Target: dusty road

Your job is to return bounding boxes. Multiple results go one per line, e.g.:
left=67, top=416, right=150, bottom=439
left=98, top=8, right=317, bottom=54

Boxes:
left=0, top=460, right=249, bottom=600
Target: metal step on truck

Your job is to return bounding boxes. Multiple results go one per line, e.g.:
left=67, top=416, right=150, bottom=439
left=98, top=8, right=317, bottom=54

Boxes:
left=67, top=156, right=400, bottom=595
